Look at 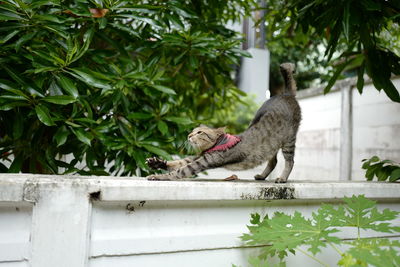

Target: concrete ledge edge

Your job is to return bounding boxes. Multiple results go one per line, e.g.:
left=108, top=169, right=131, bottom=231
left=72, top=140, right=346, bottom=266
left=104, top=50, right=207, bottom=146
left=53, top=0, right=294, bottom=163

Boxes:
left=0, top=174, right=399, bottom=202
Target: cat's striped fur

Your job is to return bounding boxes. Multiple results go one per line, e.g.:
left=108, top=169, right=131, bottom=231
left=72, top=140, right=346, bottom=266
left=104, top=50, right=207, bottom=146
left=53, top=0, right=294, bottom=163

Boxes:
left=146, top=63, right=301, bottom=183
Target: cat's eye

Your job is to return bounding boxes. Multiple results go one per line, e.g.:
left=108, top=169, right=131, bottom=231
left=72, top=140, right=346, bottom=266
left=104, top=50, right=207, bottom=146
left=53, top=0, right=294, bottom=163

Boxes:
left=197, top=131, right=203, bottom=134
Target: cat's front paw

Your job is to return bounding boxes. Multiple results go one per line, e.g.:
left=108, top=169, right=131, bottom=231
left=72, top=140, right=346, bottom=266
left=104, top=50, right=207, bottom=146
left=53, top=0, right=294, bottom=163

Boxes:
left=274, top=177, right=287, bottom=183
left=146, top=174, right=171, bottom=181
left=146, top=157, right=167, bottom=170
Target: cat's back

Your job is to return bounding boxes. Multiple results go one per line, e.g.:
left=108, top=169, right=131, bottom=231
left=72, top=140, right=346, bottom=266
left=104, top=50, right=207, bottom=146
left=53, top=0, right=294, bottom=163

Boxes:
left=249, top=93, right=301, bottom=128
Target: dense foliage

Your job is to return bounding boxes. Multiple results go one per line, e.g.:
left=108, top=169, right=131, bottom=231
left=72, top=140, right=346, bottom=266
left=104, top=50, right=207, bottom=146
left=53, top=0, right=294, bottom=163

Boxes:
left=362, top=156, right=400, bottom=182
left=263, top=0, right=400, bottom=102
left=0, top=0, right=254, bottom=175
left=240, top=195, right=400, bottom=267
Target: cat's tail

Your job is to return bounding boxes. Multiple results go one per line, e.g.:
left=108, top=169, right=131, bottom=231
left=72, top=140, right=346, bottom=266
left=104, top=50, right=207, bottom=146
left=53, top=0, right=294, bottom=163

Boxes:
left=280, top=63, right=297, bottom=96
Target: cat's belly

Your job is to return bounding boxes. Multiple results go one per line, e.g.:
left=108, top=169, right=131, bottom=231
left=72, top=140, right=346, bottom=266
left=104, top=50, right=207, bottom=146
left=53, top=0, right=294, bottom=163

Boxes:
left=224, top=160, right=263, bottom=171
left=223, top=148, right=277, bottom=171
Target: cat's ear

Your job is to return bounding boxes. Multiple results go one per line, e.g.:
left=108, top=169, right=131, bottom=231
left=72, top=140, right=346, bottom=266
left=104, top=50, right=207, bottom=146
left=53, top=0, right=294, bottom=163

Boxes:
left=217, top=126, right=227, bottom=134
left=199, top=124, right=208, bottom=128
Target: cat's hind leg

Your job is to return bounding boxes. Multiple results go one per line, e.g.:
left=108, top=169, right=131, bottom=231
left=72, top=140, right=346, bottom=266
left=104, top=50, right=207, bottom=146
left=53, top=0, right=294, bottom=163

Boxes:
left=254, top=153, right=277, bottom=180
left=275, top=141, right=295, bottom=183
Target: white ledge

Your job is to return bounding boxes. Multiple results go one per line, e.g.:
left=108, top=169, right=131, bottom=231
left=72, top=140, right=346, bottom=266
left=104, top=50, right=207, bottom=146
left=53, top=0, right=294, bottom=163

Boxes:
left=1, top=174, right=400, bottom=202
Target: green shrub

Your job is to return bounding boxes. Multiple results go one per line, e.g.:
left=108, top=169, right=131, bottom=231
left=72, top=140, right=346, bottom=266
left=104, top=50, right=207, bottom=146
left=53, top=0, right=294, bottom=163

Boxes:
left=0, top=0, right=254, bottom=175
left=240, top=195, right=400, bottom=267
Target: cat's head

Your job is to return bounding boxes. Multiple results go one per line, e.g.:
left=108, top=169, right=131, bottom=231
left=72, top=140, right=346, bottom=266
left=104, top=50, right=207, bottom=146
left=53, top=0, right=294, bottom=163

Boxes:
left=188, top=125, right=226, bottom=152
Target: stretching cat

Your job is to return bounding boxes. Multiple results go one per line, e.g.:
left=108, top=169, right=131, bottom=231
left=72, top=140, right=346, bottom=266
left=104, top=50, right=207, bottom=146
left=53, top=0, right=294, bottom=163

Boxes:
left=146, top=63, right=301, bottom=183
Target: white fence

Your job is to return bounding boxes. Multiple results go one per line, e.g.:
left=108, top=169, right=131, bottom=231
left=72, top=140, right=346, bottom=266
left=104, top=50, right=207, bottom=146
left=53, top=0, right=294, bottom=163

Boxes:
left=1, top=174, right=400, bottom=267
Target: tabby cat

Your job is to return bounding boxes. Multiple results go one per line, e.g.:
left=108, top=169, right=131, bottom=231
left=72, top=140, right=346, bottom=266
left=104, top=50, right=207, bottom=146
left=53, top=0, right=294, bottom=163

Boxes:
left=146, top=63, right=301, bottom=183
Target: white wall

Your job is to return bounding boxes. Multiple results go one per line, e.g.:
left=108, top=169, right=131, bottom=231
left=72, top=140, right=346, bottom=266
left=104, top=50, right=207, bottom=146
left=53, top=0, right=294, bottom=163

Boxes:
left=238, top=48, right=270, bottom=102
left=351, top=78, right=400, bottom=180
left=0, top=203, right=31, bottom=266
left=1, top=174, right=400, bottom=267
left=290, top=90, right=342, bottom=181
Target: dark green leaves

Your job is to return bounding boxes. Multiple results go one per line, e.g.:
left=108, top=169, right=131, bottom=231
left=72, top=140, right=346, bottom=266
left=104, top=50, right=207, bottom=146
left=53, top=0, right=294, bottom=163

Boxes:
left=362, top=156, right=400, bottom=182
left=41, top=95, right=76, bottom=105
left=71, top=128, right=93, bottom=146
left=68, top=68, right=111, bottom=90
left=165, top=116, right=193, bottom=125
left=56, top=75, right=78, bottom=98
left=151, top=85, right=176, bottom=95
left=266, top=0, right=400, bottom=102
left=0, top=0, right=251, bottom=176
left=35, top=104, right=55, bottom=126
left=157, top=120, right=168, bottom=135
left=54, top=126, right=69, bottom=147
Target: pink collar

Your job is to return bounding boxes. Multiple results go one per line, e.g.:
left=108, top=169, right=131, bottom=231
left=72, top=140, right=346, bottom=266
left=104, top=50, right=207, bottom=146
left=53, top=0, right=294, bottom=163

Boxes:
left=205, top=134, right=241, bottom=153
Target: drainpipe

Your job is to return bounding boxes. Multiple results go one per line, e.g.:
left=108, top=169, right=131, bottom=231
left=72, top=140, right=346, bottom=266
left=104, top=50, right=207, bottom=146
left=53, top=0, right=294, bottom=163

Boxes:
left=339, top=85, right=353, bottom=181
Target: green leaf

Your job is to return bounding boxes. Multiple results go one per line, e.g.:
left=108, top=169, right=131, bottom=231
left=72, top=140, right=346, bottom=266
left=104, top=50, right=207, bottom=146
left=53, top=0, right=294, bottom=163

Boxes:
left=342, top=195, right=400, bottom=232
left=370, top=156, right=380, bottom=163
left=0, top=79, right=18, bottom=90
left=35, top=104, right=55, bottom=126
left=324, top=61, right=350, bottom=94
left=338, top=253, right=357, bottom=267
left=365, top=163, right=382, bottom=180
left=68, top=68, right=112, bottom=90
left=381, top=80, right=400, bottom=103
left=129, top=149, right=147, bottom=170
left=54, top=126, right=69, bottom=147
left=342, top=2, right=350, bottom=41
left=71, top=128, right=93, bottom=146
left=15, top=32, right=36, bottom=52
left=347, top=239, right=400, bottom=267
left=389, top=169, right=400, bottom=182
left=72, top=27, right=94, bottom=62
left=0, top=101, right=29, bottom=111
left=0, top=29, right=19, bottom=44
left=41, top=95, right=77, bottom=105
left=151, top=84, right=176, bottom=95
left=0, top=95, right=26, bottom=101
left=157, top=120, right=168, bottom=135
left=57, top=75, right=79, bottom=97
left=242, top=195, right=400, bottom=265
left=8, top=154, right=23, bottom=173
left=165, top=116, right=193, bottom=125
left=0, top=10, right=24, bottom=21
left=356, top=61, right=365, bottom=94
left=1, top=64, right=27, bottom=86
left=99, top=17, right=107, bottom=29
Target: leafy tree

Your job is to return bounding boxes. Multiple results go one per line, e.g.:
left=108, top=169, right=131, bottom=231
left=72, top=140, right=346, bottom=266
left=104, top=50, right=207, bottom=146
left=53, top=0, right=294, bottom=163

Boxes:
left=0, top=0, right=254, bottom=175
left=262, top=0, right=330, bottom=93
left=240, top=195, right=400, bottom=267
left=263, top=0, right=400, bottom=102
